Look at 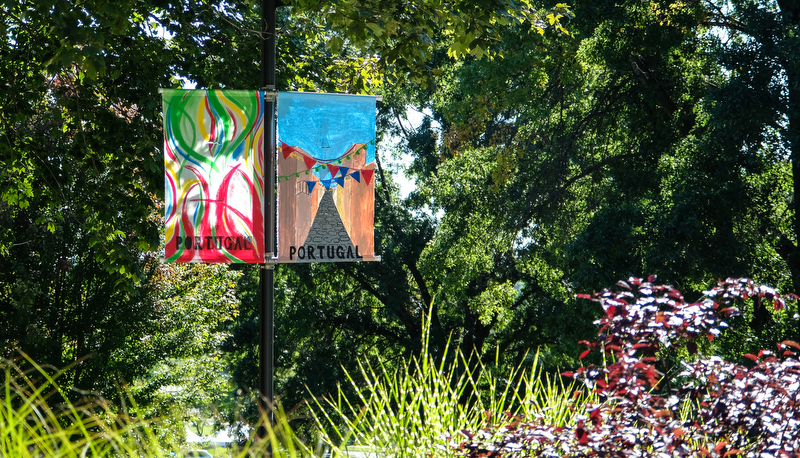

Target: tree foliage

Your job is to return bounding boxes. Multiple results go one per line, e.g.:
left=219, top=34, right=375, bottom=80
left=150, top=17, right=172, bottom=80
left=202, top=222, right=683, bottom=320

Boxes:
left=225, top=0, right=800, bottom=415
left=6, top=0, right=800, bottom=442
left=286, top=0, right=570, bottom=81
left=374, top=0, right=800, bottom=367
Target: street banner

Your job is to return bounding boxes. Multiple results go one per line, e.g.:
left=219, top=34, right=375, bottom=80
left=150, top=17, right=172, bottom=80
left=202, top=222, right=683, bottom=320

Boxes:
left=276, top=92, right=379, bottom=263
left=162, top=89, right=265, bottom=263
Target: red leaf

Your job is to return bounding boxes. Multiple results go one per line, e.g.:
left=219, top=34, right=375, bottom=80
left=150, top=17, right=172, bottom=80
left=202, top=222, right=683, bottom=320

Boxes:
left=575, top=427, right=589, bottom=445
left=668, top=290, right=683, bottom=300
left=744, top=354, right=759, bottom=362
left=579, top=349, right=591, bottom=359
left=780, top=340, right=800, bottom=351
left=775, top=298, right=785, bottom=311
left=714, top=440, right=728, bottom=453
left=576, top=293, right=593, bottom=300
left=589, top=408, right=601, bottom=426
left=561, top=371, right=575, bottom=378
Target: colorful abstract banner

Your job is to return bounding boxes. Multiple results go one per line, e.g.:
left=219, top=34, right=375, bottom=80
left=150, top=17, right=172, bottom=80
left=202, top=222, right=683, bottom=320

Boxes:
left=276, top=92, right=378, bottom=263
left=162, top=89, right=265, bottom=263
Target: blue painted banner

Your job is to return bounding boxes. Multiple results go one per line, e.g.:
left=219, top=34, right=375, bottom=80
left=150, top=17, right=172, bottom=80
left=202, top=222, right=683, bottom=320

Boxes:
left=276, top=92, right=379, bottom=263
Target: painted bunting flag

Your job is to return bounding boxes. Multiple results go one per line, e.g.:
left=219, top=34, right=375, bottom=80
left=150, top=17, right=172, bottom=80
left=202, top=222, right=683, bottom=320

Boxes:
left=162, top=89, right=265, bottom=263
left=277, top=92, right=379, bottom=263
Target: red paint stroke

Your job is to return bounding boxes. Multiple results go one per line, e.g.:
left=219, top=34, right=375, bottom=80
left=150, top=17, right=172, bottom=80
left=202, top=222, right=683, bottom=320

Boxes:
left=176, top=182, right=200, bottom=262
left=187, top=166, right=214, bottom=261
left=213, top=164, right=263, bottom=262
left=227, top=107, right=239, bottom=141
left=165, top=172, right=178, bottom=216
left=164, top=136, right=179, bottom=163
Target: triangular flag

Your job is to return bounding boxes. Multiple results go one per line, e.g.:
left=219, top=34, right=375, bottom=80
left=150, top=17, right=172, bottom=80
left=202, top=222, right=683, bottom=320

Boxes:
left=281, top=142, right=294, bottom=159
left=306, top=181, right=317, bottom=194
left=339, top=166, right=350, bottom=177
left=334, top=176, right=345, bottom=187
left=361, top=169, right=374, bottom=185
left=350, top=170, right=361, bottom=183
left=326, top=164, right=340, bottom=177
left=303, top=155, right=317, bottom=171
left=321, top=179, right=334, bottom=190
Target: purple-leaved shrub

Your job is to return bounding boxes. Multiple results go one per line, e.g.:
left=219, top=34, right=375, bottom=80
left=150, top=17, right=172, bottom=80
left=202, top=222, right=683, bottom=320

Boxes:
left=458, top=277, right=800, bottom=457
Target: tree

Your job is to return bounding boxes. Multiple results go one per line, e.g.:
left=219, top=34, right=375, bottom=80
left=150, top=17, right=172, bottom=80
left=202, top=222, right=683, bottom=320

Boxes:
left=4, top=0, right=580, bottom=425
left=225, top=0, right=799, bottom=407
left=703, top=0, right=800, bottom=291
left=215, top=0, right=580, bottom=419
left=287, top=0, right=570, bottom=84
left=391, top=0, right=800, bottom=361
left=14, top=0, right=800, bottom=438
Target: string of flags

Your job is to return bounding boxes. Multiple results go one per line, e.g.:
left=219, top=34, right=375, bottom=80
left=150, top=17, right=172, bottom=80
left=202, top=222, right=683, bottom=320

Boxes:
left=278, top=141, right=375, bottom=190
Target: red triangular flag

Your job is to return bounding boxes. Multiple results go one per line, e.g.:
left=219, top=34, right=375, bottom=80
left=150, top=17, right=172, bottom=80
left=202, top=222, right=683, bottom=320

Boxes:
left=303, top=155, right=317, bottom=171
left=327, top=164, right=340, bottom=177
left=361, top=169, right=374, bottom=185
left=281, top=143, right=294, bottom=159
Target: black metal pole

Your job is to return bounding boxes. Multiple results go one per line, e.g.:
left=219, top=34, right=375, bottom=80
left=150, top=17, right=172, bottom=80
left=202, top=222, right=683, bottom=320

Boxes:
left=259, top=0, right=278, bottom=437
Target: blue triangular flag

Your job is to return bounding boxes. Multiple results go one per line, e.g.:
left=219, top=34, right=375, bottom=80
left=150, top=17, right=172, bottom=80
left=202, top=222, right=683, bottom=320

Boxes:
left=306, top=181, right=317, bottom=194
left=334, top=176, right=345, bottom=188
left=350, top=170, right=361, bottom=183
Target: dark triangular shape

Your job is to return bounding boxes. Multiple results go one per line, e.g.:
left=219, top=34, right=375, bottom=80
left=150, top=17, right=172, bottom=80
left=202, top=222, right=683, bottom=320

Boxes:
left=300, top=190, right=356, bottom=261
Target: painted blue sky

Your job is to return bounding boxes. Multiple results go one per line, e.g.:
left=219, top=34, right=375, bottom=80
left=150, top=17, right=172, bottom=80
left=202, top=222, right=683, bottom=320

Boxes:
left=277, top=92, right=376, bottom=163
